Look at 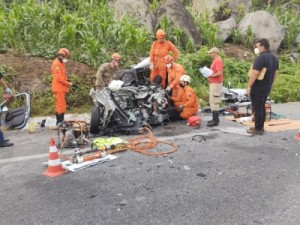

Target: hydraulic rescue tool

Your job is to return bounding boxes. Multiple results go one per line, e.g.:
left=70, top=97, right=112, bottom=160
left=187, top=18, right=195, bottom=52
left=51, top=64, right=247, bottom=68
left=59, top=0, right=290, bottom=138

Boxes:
left=72, top=148, right=106, bottom=164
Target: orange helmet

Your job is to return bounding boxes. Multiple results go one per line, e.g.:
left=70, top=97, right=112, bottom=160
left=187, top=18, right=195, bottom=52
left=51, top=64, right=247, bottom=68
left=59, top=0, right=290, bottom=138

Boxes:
left=58, top=48, right=70, bottom=57
left=187, top=115, right=201, bottom=127
left=164, top=55, right=173, bottom=63
left=156, top=29, right=165, bottom=39
left=112, top=53, right=122, bottom=61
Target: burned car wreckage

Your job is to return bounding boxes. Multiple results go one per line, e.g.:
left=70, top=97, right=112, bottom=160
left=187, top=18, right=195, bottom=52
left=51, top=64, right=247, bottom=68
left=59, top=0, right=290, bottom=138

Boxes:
left=89, top=61, right=172, bottom=135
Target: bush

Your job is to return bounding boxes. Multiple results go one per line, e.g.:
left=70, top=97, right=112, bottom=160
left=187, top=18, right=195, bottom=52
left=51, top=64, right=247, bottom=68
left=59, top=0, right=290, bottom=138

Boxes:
left=270, top=63, right=300, bottom=103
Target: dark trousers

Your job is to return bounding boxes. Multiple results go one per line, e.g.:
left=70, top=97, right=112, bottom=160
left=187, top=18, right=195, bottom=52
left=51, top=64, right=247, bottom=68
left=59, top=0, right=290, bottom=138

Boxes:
left=250, top=95, right=267, bottom=130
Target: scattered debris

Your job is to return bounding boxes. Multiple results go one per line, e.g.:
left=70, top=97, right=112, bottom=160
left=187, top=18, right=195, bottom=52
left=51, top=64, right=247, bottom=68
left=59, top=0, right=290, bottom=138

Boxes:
left=192, top=135, right=206, bottom=142
left=197, top=172, right=206, bottom=177
left=183, top=165, right=191, bottom=171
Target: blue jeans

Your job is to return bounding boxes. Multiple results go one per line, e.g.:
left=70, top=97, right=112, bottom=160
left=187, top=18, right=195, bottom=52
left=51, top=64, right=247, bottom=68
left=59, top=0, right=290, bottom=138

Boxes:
left=0, top=120, right=4, bottom=143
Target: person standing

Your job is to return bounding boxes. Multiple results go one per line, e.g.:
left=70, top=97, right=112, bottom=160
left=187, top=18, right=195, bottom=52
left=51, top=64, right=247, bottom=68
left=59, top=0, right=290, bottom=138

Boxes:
left=171, top=75, right=199, bottom=120
left=51, top=48, right=72, bottom=125
left=207, top=47, right=224, bottom=127
left=246, top=38, right=279, bottom=135
left=164, top=55, right=186, bottom=99
left=95, top=53, right=122, bottom=90
left=0, top=72, right=14, bottom=147
left=149, top=29, right=179, bottom=88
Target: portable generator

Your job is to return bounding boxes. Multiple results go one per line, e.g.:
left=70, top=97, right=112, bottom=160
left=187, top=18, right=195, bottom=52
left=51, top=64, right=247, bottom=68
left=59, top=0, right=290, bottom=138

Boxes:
left=57, top=120, right=89, bottom=150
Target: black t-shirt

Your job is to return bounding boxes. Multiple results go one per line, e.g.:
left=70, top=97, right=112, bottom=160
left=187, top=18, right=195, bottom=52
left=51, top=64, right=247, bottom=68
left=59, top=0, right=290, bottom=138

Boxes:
left=252, top=51, right=279, bottom=97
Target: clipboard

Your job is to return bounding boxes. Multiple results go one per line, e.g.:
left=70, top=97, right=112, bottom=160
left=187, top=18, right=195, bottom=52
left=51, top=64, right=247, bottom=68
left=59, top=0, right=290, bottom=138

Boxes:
left=248, top=65, right=266, bottom=80
left=199, top=66, right=213, bottom=78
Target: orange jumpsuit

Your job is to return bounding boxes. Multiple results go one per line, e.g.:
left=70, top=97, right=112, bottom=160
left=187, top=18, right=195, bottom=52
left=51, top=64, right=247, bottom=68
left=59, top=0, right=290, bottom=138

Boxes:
left=51, top=58, right=70, bottom=114
left=171, top=85, right=199, bottom=120
left=149, top=40, right=179, bottom=88
left=167, top=62, right=185, bottom=98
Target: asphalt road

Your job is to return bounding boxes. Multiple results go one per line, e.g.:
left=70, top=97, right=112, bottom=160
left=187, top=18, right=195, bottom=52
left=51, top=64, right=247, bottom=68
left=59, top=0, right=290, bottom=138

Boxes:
left=0, top=102, right=300, bottom=225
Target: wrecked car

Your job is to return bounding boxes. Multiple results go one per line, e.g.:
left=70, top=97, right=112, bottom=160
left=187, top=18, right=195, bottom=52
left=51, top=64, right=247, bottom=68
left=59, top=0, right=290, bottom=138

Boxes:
left=89, top=61, right=170, bottom=135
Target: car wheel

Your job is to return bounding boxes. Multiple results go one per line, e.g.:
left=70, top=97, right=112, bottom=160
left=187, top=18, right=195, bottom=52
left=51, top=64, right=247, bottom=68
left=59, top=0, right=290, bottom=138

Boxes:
left=89, top=106, right=101, bottom=134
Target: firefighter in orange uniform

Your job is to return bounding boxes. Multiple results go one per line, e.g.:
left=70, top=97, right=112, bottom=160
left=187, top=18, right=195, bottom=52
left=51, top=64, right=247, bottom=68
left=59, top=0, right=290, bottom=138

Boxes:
left=51, top=48, right=72, bottom=125
left=164, top=55, right=185, bottom=98
left=171, top=75, right=199, bottom=120
left=149, top=29, right=179, bottom=88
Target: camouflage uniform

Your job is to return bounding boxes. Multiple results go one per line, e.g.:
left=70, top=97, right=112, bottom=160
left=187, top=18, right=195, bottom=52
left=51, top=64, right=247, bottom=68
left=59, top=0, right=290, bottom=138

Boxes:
left=95, top=63, right=118, bottom=89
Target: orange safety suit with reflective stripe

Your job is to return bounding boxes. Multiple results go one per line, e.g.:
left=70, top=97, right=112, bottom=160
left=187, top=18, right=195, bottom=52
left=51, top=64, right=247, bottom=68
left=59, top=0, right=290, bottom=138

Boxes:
left=171, top=85, right=199, bottom=120
left=51, top=58, right=69, bottom=113
left=150, top=40, right=179, bottom=88
left=167, top=62, right=185, bottom=98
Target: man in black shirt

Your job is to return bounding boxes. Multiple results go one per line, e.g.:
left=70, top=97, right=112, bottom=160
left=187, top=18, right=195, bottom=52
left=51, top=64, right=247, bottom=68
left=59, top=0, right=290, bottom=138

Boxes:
left=246, top=38, right=279, bottom=135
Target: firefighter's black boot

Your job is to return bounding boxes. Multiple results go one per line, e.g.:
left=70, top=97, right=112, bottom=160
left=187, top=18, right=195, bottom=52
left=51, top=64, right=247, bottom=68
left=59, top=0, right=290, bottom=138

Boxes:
left=55, top=113, right=59, bottom=125
left=56, top=113, right=64, bottom=125
left=215, top=111, right=220, bottom=124
left=207, top=111, right=219, bottom=127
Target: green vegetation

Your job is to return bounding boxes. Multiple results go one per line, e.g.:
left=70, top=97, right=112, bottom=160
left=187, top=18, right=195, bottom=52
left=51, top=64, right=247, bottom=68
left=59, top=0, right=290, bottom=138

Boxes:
left=273, top=7, right=300, bottom=52
left=212, top=1, right=232, bottom=22
left=0, top=0, right=152, bottom=67
left=0, top=0, right=299, bottom=116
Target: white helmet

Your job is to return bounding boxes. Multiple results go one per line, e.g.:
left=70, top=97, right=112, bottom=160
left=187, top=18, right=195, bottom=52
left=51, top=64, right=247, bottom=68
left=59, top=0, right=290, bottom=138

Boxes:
left=180, top=75, right=191, bottom=83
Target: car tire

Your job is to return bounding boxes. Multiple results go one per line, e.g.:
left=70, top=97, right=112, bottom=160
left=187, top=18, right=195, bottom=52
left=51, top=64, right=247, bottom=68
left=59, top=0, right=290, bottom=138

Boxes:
left=89, top=106, right=101, bottom=134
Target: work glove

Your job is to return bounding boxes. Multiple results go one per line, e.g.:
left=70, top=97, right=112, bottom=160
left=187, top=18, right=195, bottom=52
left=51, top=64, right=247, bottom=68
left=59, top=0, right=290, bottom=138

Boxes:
left=149, top=64, right=154, bottom=70
left=177, top=105, right=185, bottom=112
left=5, top=87, right=12, bottom=94
left=165, top=86, right=171, bottom=93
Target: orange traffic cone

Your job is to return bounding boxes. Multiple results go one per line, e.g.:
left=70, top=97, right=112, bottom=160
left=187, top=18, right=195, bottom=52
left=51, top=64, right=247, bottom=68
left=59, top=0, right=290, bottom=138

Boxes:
left=43, top=138, right=66, bottom=177
left=295, top=129, right=300, bottom=141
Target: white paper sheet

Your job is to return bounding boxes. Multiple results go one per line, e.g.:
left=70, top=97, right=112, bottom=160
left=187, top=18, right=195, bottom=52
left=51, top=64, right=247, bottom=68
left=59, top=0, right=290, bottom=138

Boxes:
left=199, top=66, right=213, bottom=78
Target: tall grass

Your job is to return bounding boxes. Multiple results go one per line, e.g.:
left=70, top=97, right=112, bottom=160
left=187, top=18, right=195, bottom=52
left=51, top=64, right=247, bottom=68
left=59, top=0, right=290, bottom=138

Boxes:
left=273, top=7, right=300, bottom=52
left=187, top=7, right=221, bottom=47
left=0, top=0, right=152, bottom=68
left=1, top=0, right=299, bottom=115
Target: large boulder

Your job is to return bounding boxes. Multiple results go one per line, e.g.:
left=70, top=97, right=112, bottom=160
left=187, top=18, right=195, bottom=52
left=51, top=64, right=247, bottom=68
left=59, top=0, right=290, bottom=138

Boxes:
left=237, top=11, right=285, bottom=52
left=192, top=0, right=252, bottom=21
left=216, top=17, right=237, bottom=42
left=156, top=0, right=202, bottom=47
left=107, top=0, right=155, bottom=33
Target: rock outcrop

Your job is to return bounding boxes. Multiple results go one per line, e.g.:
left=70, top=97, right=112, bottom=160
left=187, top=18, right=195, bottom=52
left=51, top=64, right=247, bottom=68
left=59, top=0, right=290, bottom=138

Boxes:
left=216, top=17, right=237, bottom=42
left=108, top=0, right=155, bottom=33
left=192, top=0, right=252, bottom=21
left=156, top=0, right=202, bottom=47
left=237, top=11, right=285, bottom=52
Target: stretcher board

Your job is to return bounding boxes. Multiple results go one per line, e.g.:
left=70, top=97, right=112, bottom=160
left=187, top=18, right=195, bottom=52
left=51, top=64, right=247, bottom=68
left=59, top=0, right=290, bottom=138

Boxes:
left=242, top=119, right=300, bottom=132
left=61, top=154, right=118, bottom=172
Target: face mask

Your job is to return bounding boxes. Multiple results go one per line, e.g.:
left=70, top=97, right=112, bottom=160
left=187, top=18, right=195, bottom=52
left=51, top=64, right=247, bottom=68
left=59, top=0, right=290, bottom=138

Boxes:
left=62, top=58, right=68, bottom=63
left=166, top=63, right=172, bottom=68
left=254, top=47, right=260, bottom=55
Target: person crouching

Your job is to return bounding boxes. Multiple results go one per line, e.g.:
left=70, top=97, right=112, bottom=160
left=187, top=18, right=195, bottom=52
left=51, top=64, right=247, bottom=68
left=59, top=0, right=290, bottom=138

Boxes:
left=170, top=75, right=199, bottom=120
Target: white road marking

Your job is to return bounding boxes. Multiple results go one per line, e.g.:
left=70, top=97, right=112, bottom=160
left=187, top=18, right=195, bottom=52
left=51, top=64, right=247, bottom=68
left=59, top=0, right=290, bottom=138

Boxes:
left=0, top=131, right=217, bottom=164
